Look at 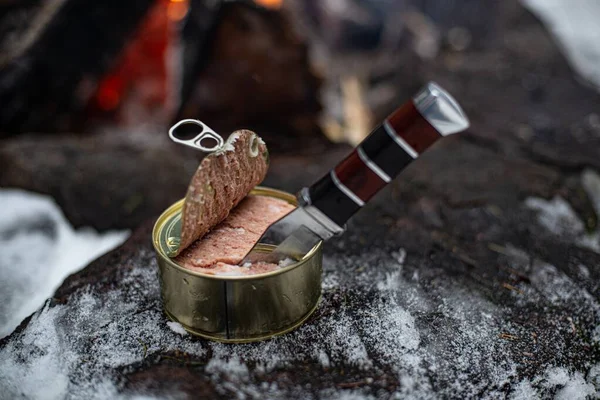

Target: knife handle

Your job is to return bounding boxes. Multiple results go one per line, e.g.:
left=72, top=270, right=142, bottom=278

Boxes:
left=307, top=82, right=469, bottom=227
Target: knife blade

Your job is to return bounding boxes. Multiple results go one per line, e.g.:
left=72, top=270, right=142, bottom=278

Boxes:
left=240, top=195, right=344, bottom=265
left=240, top=81, right=470, bottom=265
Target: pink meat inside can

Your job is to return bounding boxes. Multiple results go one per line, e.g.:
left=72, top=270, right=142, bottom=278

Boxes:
left=174, top=195, right=295, bottom=275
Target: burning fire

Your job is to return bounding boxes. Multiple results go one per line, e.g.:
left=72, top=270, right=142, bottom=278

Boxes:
left=254, top=0, right=282, bottom=9
left=168, top=0, right=189, bottom=21
left=89, top=0, right=279, bottom=125
left=90, top=0, right=189, bottom=122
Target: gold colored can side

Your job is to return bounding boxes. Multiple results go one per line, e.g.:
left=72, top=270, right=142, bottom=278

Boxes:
left=152, top=187, right=323, bottom=343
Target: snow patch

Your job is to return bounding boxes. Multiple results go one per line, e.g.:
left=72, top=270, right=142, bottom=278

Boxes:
left=512, top=366, right=597, bottom=399
left=529, top=260, right=600, bottom=313
left=0, top=189, right=129, bottom=338
left=525, top=196, right=585, bottom=237
left=206, top=356, right=250, bottom=382
left=321, top=389, right=376, bottom=399
left=523, top=0, right=600, bottom=90
left=524, top=169, right=600, bottom=253
left=0, top=253, right=199, bottom=399
left=545, top=367, right=596, bottom=400
left=391, top=248, right=407, bottom=266
left=167, top=321, right=188, bottom=336
left=509, top=380, right=537, bottom=400
left=525, top=194, right=600, bottom=253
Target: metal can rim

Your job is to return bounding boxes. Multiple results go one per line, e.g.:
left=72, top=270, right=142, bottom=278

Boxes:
left=152, top=186, right=323, bottom=281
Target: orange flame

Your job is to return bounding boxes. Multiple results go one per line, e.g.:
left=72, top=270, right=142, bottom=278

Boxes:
left=168, top=0, right=189, bottom=21
left=255, top=0, right=282, bottom=9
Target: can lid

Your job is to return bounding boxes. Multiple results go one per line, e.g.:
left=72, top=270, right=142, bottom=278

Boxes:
left=413, top=82, right=470, bottom=136
left=153, top=199, right=184, bottom=258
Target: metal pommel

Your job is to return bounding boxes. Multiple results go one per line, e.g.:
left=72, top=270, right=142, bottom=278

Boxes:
left=413, top=82, right=470, bottom=136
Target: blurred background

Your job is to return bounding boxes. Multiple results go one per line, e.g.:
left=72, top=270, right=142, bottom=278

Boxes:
left=1, top=0, right=599, bottom=232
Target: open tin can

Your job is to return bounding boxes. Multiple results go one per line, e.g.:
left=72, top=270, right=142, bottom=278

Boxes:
left=152, top=186, right=323, bottom=343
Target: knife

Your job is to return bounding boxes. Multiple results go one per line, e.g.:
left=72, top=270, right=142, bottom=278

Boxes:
left=240, top=81, right=470, bottom=265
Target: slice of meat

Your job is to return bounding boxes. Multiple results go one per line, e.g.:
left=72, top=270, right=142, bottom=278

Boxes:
left=174, top=195, right=295, bottom=273
left=174, top=130, right=269, bottom=256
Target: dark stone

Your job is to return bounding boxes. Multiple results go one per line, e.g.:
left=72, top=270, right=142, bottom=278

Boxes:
left=0, top=133, right=195, bottom=231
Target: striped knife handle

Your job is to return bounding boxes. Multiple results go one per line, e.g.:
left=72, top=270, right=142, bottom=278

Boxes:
left=307, top=82, right=470, bottom=227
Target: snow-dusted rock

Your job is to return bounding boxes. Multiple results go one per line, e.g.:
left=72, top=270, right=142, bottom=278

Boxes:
left=0, top=189, right=128, bottom=338
left=1, top=161, right=599, bottom=398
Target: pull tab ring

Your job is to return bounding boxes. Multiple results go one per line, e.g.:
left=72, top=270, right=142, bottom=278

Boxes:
left=169, top=119, right=224, bottom=153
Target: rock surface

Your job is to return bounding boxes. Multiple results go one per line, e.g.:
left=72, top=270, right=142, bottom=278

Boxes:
left=0, top=189, right=128, bottom=339
left=1, top=0, right=600, bottom=398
